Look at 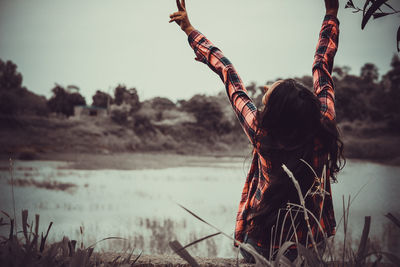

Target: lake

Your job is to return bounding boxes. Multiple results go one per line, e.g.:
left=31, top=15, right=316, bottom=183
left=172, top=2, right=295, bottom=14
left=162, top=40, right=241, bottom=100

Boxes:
left=0, top=157, right=399, bottom=258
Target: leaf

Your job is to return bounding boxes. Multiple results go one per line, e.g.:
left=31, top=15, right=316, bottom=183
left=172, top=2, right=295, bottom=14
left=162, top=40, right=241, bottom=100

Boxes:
left=384, top=2, right=397, bottom=12
left=372, top=12, right=390, bottom=19
left=363, top=0, right=372, bottom=16
left=362, top=0, right=389, bottom=29
left=345, top=0, right=355, bottom=9
left=397, top=26, right=400, bottom=53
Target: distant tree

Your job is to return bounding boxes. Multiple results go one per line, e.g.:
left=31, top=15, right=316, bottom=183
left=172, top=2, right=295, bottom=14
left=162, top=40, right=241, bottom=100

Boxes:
left=113, top=85, right=140, bottom=113
left=0, top=60, right=23, bottom=91
left=181, top=94, right=231, bottom=134
left=360, top=63, right=379, bottom=83
left=380, top=55, right=400, bottom=131
left=92, top=90, right=113, bottom=108
left=0, top=91, right=18, bottom=115
left=47, top=84, right=86, bottom=117
left=149, top=97, right=176, bottom=110
left=0, top=59, right=48, bottom=116
left=333, top=66, right=351, bottom=79
left=246, top=82, right=257, bottom=98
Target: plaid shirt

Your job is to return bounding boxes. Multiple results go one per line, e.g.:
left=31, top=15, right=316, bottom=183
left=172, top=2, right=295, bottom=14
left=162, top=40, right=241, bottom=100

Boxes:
left=188, top=15, right=339, bottom=251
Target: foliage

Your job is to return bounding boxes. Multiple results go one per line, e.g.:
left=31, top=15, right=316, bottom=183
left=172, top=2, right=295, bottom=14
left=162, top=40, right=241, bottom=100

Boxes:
left=0, top=210, right=141, bottom=267
left=113, top=85, right=140, bottom=112
left=345, top=0, right=400, bottom=51
left=0, top=59, right=22, bottom=91
left=0, top=59, right=48, bottom=116
left=92, top=90, right=113, bottom=108
left=180, top=94, right=233, bottom=135
left=170, top=164, right=400, bottom=267
left=110, top=104, right=130, bottom=124
left=47, top=84, right=86, bottom=117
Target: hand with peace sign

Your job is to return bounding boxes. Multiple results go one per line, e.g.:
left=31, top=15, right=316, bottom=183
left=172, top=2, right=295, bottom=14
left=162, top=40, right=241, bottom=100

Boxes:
left=169, top=0, right=195, bottom=36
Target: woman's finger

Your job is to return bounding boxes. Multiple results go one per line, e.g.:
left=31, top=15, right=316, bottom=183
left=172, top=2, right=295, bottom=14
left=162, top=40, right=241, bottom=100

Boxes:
left=169, top=15, right=184, bottom=23
left=181, top=0, right=186, bottom=10
left=169, top=12, right=183, bottom=18
left=176, top=0, right=184, bottom=11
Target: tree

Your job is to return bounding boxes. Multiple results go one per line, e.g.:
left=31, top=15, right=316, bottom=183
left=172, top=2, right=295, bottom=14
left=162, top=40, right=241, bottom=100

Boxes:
left=360, top=63, right=379, bottom=83
left=149, top=97, right=176, bottom=110
left=180, top=94, right=231, bottom=134
left=47, top=84, right=86, bottom=117
left=0, top=59, right=48, bottom=116
left=379, top=55, right=400, bottom=131
left=0, top=60, right=23, bottom=91
left=333, top=66, right=351, bottom=80
left=113, top=85, right=140, bottom=113
left=92, top=90, right=113, bottom=108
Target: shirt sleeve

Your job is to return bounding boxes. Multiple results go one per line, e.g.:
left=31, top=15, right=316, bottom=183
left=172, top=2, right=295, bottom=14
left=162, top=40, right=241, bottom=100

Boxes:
left=312, top=15, right=340, bottom=121
left=188, top=30, right=258, bottom=145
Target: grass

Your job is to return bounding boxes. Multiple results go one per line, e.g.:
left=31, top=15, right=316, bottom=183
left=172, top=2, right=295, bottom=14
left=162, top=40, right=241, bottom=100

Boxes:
left=1, top=158, right=141, bottom=267
left=169, top=163, right=400, bottom=267
left=2, top=157, right=399, bottom=266
left=0, top=210, right=142, bottom=267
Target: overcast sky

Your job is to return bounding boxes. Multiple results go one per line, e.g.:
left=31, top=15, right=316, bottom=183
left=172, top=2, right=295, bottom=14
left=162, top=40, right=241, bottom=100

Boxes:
left=0, top=0, right=399, bottom=103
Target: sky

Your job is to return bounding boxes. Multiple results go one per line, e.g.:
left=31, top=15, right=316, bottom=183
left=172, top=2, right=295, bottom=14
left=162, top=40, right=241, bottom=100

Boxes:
left=0, top=0, right=399, bottom=103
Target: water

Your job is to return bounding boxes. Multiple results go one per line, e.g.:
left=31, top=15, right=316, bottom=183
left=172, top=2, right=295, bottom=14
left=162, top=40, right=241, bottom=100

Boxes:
left=0, top=158, right=399, bottom=258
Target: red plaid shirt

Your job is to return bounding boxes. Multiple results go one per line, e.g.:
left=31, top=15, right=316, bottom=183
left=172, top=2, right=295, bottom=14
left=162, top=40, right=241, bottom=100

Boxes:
left=188, top=15, right=339, bottom=250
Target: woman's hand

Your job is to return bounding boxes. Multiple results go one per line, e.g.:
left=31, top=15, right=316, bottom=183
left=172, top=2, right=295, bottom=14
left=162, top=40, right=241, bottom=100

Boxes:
left=169, top=0, right=195, bottom=36
left=324, top=0, right=339, bottom=17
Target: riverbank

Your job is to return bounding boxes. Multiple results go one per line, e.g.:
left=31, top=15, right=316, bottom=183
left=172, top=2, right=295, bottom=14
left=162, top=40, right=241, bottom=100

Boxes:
left=1, top=115, right=400, bottom=168
left=1, top=150, right=399, bottom=172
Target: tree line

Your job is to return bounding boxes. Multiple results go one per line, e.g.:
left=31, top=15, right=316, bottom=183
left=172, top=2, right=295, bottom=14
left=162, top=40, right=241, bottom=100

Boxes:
left=1, top=55, right=399, bottom=136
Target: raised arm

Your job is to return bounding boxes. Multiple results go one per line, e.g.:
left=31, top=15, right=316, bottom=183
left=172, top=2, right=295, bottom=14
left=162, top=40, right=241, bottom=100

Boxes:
left=312, top=0, right=340, bottom=121
left=169, top=0, right=258, bottom=144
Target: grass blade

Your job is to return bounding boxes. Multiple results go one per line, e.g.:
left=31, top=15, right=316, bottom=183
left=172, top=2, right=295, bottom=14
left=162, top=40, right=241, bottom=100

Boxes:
left=131, top=250, right=142, bottom=266
left=282, top=164, right=321, bottom=260
left=39, top=221, right=53, bottom=252
left=176, top=203, right=233, bottom=241
left=385, top=212, right=400, bottom=228
left=355, top=216, right=371, bottom=267
left=274, top=241, right=296, bottom=267
left=169, top=240, right=200, bottom=267
left=179, top=232, right=221, bottom=252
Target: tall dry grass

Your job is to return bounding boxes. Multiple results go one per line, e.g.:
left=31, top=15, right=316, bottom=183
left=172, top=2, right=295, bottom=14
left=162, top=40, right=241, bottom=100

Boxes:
left=0, top=158, right=142, bottom=266
left=169, top=163, right=400, bottom=267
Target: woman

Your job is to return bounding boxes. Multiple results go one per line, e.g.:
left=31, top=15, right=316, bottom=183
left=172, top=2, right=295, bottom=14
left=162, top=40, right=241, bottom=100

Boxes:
left=169, top=0, right=345, bottom=262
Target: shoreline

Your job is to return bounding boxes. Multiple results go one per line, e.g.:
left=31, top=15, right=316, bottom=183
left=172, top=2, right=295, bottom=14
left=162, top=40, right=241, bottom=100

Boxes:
left=1, top=151, right=399, bottom=171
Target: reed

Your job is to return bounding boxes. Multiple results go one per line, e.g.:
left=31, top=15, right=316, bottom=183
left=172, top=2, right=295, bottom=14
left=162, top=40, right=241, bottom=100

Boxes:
left=1, top=158, right=141, bottom=267
left=170, top=163, right=400, bottom=267
left=0, top=210, right=142, bottom=266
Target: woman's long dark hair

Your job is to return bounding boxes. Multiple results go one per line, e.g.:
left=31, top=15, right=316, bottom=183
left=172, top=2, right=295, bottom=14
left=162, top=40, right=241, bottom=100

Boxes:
left=247, top=79, right=345, bottom=240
